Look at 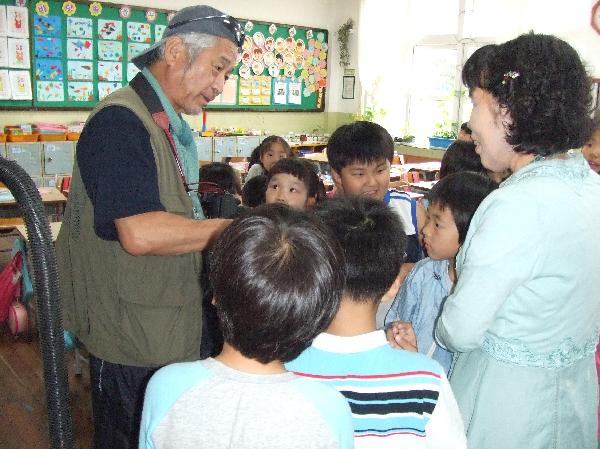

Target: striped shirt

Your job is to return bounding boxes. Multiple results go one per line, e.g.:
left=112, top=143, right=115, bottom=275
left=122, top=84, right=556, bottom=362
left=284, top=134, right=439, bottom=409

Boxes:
left=287, top=330, right=466, bottom=449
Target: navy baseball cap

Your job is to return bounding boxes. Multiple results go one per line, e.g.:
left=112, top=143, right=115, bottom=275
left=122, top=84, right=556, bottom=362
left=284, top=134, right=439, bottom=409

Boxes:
left=132, top=5, right=243, bottom=69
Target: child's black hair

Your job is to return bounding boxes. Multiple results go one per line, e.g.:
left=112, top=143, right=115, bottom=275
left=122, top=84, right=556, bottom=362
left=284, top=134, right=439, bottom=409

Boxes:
left=314, top=196, right=405, bottom=303
left=248, top=135, right=292, bottom=169
left=326, top=121, right=394, bottom=173
left=462, top=33, right=592, bottom=156
left=427, top=171, right=498, bottom=244
left=439, top=140, right=486, bottom=179
left=267, top=158, right=323, bottom=203
left=199, top=162, right=242, bottom=195
left=210, top=204, right=345, bottom=363
left=460, top=122, right=472, bottom=135
left=241, top=174, right=267, bottom=207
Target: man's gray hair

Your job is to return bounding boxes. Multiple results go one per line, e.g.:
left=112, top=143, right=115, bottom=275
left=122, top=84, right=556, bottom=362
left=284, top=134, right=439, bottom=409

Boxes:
left=146, top=32, right=218, bottom=68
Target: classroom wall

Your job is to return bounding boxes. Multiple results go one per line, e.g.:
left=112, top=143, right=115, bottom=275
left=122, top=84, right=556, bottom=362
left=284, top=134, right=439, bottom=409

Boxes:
left=0, top=0, right=361, bottom=134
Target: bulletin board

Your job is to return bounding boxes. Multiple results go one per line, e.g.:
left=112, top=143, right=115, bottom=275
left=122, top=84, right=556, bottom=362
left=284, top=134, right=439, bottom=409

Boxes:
left=207, top=20, right=329, bottom=112
left=0, top=1, right=329, bottom=112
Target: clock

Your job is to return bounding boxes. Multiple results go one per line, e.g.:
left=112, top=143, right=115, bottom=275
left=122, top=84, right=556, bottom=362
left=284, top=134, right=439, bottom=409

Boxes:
left=592, top=0, right=600, bottom=35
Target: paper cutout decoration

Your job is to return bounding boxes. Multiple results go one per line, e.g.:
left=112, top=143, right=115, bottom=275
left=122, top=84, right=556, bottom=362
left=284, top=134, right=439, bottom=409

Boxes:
left=167, top=12, right=176, bottom=23
left=98, top=40, right=123, bottom=61
left=34, top=15, right=60, bottom=36
left=34, top=37, right=62, bottom=58
left=98, top=81, right=121, bottom=100
left=145, top=9, right=157, bottom=23
left=126, top=62, right=139, bottom=82
left=35, top=1, right=51, bottom=19
left=37, top=80, right=63, bottom=101
left=155, top=24, right=166, bottom=42
left=0, top=7, right=6, bottom=37
left=127, top=22, right=151, bottom=43
left=288, top=79, right=302, bottom=105
left=0, top=69, right=10, bottom=99
left=8, top=38, right=29, bottom=69
left=7, top=6, right=28, bottom=38
left=67, top=81, right=93, bottom=101
left=89, top=2, right=102, bottom=17
left=119, top=6, right=131, bottom=19
left=273, top=79, right=287, bottom=104
left=67, top=60, right=92, bottom=80
left=0, top=37, right=7, bottom=66
left=127, top=42, right=149, bottom=60
left=269, top=24, right=277, bottom=35
left=35, top=59, right=62, bottom=80
left=67, top=38, right=93, bottom=60
left=67, top=17, right=92, bottom=38
left=306, top=30, right=313, bottom=39
left=289, top=27, right=296, bottom=37
left=62, top=1, right=77, bottom=16
left=9, top=70, right=32, bottom=100
left=98, top=20, right=122, bottom=41
left=244, top=21, right=253, bottom=33
left=97, top=61, right=121, bottom=82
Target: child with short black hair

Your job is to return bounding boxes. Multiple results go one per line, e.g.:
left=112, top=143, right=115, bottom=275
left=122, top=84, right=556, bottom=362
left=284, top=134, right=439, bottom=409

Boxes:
left=288, top=196, right=466, bottom=449
left=385, top=172, right=497, bottom=374
left=245, top=135, right=291, bottom=181
left=439, top=140, right=486, bottom=179
left=583, top=110, right=600, bottom=173
left=140, top=204, right=354, bottom=449
left=327, top=121, right=422, bottom=263
left=241, top=174, right=267, bottom=208
left=265, top=158, right=324, bottom=209
left=457, top=122, right=473, bottom=141
left=198, top=162, right=241, bottom=219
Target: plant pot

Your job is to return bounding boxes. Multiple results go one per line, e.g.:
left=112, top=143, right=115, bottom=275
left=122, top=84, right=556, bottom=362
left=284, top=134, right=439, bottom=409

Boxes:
left=428, top=137, right=454, bottom=149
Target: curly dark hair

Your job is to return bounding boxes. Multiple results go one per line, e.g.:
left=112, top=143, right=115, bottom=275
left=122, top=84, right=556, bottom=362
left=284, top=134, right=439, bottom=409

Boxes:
left=462, top=33, right=593, bottom=156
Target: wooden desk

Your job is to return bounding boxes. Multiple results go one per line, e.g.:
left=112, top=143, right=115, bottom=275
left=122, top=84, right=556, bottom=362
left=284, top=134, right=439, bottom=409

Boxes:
left=395, top=143, right=446, bottom=162
left=15, top=222, right=62, bottom=242
left=0, top=188, right=67, bottom=229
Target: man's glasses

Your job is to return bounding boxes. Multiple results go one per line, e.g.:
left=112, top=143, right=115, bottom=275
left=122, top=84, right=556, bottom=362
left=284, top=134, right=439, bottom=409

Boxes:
left=167, top=15, right=244, bottom=48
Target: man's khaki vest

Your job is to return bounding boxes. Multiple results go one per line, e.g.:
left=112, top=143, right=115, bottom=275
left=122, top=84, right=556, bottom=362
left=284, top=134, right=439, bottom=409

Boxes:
left=55, top=85, right=202, bottom=367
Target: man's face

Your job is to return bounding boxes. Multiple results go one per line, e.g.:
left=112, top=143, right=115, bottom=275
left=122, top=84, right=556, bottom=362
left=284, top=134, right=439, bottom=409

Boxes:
left=332, top=158, right=390, bottom=201
left=169, top=37, right=237, bottom=115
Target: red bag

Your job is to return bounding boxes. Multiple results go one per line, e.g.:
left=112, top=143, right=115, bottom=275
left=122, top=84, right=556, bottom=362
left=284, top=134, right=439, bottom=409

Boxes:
left=0, top=251, right=23, bottom=322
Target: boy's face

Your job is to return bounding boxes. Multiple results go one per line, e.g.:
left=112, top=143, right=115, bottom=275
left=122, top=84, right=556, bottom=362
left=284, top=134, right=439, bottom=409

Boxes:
left=261, top=143, right=289, bottom=172
left=421, top=202, right=460, bottom=261
left=331, top=158, right=390, bottom=201
left=265, top=173, right=315, bottom=209
left=582, top=129, right=600, bottom=173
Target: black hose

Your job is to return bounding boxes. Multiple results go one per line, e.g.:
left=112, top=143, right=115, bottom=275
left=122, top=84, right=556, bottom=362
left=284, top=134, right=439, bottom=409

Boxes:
left=0, top=157, right=73, bottom=449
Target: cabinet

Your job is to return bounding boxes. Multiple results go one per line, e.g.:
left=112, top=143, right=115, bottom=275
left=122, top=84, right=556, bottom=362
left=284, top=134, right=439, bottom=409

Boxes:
left=43, top=141, right=74, bottom=175
left=213, top=136, right=237, bottom=159
left=195, top=137, right=213, bottom=161
left=236, top=136, right=260, bottom=158
left=6, top=143, right=43, bottom=178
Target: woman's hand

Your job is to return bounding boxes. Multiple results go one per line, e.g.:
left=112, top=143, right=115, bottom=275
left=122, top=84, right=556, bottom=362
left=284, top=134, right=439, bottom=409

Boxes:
left=385, top=320, right=418, bottom=352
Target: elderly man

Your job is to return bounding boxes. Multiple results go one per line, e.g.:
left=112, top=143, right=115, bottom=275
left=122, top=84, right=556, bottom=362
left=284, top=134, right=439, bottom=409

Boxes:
left=55, top=6, right=242, bottom=448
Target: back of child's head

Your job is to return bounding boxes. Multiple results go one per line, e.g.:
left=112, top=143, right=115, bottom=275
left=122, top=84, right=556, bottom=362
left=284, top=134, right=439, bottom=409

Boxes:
left=210, top=203, right=345, bottom=363
left=326, top=121, right=394, bottom=173
left=458, top=122, right=473, bottom=141
left=241, top=174, right=267, bottom=207
left=439, top=140, right=486, bottom=179
left=267, top=157, right=324, bottom=204
left=314, top=196, right=406, bottom=303
left=199, top=162, right=242, bottom=195
left=428, top=171, right=498, bottom=244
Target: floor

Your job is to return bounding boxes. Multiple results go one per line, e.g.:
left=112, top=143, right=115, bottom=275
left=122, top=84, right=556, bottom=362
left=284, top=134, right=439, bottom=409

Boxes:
left=0, top=230, right=93, bottom=449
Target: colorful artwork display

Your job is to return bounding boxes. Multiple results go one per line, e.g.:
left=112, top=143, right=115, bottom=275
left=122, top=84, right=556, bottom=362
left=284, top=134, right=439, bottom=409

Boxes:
left=33, top=15, right=61, bottom=36
left=34, top=36, right=62, bottom=58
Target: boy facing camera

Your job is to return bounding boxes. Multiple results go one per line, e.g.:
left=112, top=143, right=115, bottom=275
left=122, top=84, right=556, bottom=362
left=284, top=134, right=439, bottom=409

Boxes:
left=287, top=196, right=466, bottom=449
left=140, top=205, right=354, bottom=449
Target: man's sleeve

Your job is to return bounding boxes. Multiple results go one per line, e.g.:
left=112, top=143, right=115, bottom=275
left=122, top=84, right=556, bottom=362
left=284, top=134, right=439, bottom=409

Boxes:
left=76, top=106, right=166, bottom=240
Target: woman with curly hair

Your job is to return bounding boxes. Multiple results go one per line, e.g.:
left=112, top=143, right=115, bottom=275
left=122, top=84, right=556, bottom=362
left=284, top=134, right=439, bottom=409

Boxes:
left=434, top=33, right=600, bottom=449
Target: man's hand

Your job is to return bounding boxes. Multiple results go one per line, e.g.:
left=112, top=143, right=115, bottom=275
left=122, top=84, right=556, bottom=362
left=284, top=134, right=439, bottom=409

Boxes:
left=385, top=320, right=418, bottom=352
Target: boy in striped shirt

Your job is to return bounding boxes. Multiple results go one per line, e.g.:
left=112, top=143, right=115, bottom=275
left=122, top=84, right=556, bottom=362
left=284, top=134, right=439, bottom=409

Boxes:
left=287, top=196, right=466, bottom=449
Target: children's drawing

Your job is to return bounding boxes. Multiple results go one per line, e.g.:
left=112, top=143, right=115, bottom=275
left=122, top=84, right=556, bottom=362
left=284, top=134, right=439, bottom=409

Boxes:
left=127, top=22, right=151, bottom=43
left=98, top=81, right=121, bottom=100
left=67, top=17, right=92, bottom=38
left=98, top=19, right=122, bottom=41
left=34, top=15, right=61, bottom=36
left=97, top=61, right=121, bottom=82
left=35, top=59, right=63, bottom=81
left=34, top=37, right=63, bottom=59
left=67, top=38, right=93, bottom=60
left=7, top=6, right=28, bottom=38
left=0, top=70, right=10, bottom=99
left=127, top=42, right=149, bottom=60
left=67, top=61, right=93, bottom=80
left=8, top=38, right=29, bottom=69
left=0, top=37, right=7, bottom=66
left=0, top=6, right=7, bottom=37
left=37, top=81, right=64, bottom=102
left=9, top=69, right=32, bottom=100
left=67, top=81, right=93, bottom=102
left=126, top=62, right=139, bottom=82
left=155, top=25, right=166, bottom=42
left=98, top=40, right=123, bottom=61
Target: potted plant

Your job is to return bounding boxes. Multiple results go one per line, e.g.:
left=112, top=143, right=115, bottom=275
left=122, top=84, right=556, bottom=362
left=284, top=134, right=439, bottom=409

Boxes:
left=428, top=122, right=457, bottom=149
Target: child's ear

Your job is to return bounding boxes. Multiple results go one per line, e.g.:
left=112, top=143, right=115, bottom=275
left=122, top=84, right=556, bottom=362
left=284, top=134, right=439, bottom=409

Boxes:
left=331, top=169, right=343, bottom=190
left=306, top=196, right=316, bottom=207
left=211, top=296, right=218, bottom=306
